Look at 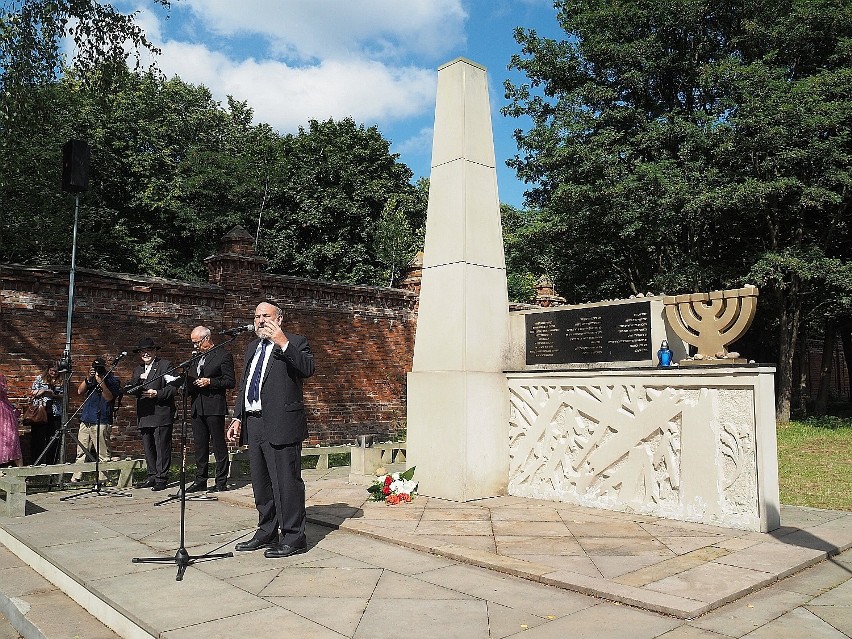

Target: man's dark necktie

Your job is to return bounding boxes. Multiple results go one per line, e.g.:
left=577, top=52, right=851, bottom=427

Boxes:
left=248, top=339, right=269, bottom=403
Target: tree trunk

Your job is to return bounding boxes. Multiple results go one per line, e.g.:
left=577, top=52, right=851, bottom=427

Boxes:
left=814, top=320, right=837, bottom=416
left=775, top=277, right=801, bottom=423
left=792, top=323, right=809, bottom=418
left=839, top=320, right=852, bottom=404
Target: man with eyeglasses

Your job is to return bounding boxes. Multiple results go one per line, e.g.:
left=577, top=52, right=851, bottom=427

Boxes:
left=185, top=326, right=235, bottom=493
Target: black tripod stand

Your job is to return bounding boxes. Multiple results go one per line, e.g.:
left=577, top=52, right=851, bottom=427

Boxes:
left=61, top=354, right=132, bottom=501
left=33, top=367, right=72, bottom=467
left=132, top=342, right=234, bottom=580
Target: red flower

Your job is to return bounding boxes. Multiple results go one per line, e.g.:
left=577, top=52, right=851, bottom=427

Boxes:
left=382, top=486, right=390, bottom=495
left=384, top=476, right=393, bottom=486
left=387, top=494, right=400, bottom=505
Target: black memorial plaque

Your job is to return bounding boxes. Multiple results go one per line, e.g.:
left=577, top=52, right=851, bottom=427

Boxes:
left=526, top=301, right=652, bottom=365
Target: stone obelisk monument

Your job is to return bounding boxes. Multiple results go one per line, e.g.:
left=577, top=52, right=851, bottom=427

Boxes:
left=406, top=58, right=510, bottom=501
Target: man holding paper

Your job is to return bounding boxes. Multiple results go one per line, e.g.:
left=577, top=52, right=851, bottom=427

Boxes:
left=126, top=337, right=177, bottom=491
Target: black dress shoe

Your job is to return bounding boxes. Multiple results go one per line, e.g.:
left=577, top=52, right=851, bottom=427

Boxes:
left=207, top=484, right=228, bottom=493
left=185, top=480, right=207, bottom=493
left=135, top=478, right=156, bottom=489
left=235, top=537, right=276, bottom=552
left=264, top=543, right=307, bottom=558
left=151, top=483, right=168, bottom=491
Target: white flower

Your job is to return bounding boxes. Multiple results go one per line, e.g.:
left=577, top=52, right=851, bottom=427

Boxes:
left=391, top=472, right=400, bottom=481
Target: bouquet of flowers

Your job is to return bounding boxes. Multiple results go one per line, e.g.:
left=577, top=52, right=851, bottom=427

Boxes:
left=368, top=466, right=417, bottom=504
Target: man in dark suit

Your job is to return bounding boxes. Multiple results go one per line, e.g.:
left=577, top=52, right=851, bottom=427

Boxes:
left=186, top=326, right=235, bottom=493
left=227, top=302, right=315, bottom=558
left=126, top=337, right=177, bottom=491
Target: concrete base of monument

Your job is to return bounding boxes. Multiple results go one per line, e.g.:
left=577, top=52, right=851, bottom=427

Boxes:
left=407, top=370, right=509, bottom=502
left=506, top=367, right=780, bottom=532
left=678, top=358, right=749, bottom=366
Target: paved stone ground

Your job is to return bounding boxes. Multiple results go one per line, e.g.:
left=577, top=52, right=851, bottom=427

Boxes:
left=0, top=466, right=849, bottom=638
left=297, top=468, right=852, bottom=618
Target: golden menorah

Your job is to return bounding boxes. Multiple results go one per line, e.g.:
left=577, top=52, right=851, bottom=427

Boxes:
left=663, top=286, right=759, bottom=363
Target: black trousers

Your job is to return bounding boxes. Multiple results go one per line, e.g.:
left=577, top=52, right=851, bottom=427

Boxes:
left=192, top=414, right=229, bottom=487
left=246, top=414, right=306, bottom=547
left=30, top=414, right=60, bottom=464
left=141, top=425, right=172, bottom=484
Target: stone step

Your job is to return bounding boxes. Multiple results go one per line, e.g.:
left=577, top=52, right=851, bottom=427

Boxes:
left=0, top=544, right=120, bottom=639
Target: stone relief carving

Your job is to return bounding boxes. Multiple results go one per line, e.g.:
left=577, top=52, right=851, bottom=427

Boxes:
left=508, top=380, right=759, bottom=529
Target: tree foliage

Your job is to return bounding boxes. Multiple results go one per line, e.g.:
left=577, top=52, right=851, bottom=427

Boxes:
left=0, top=67, right=425, bottom=285
left=504, top=0, right=852, bottom=418
left=260, top=118, right=421, bottom=285
left=1, top=1, right=425, bottom=286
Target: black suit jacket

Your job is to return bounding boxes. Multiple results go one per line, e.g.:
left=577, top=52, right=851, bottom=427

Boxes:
left=235, top=333, right=314, bottom=446
left=127, top=358, right=177, bottom=428
left=186, top=346, right=235, bottom=417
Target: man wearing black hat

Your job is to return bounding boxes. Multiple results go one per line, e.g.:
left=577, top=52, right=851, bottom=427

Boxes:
left=72, top=356, right=121, bottom=482
left=126, top=337, right=176, bottom=491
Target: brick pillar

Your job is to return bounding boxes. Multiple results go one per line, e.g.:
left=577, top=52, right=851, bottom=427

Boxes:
left=534, top=274, right=566, bottom=308
left=397, top=252, right=423, bottom=312
left=205, top=226, right=268, bottom=326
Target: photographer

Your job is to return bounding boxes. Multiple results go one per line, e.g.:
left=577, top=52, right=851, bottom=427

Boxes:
left=71, top=357, right=121, bottom=482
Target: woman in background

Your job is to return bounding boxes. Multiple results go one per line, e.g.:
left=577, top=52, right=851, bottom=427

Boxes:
left=30, top=364, right=63, bottom=463
left=0, top=374, right=23, bottom=467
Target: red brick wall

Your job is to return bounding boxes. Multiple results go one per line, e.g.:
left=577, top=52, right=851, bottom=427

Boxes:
left=0, top=227, right=417, bottom=462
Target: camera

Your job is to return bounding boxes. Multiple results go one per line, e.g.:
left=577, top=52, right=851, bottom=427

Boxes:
left=92, top=358, right=107, bottom=377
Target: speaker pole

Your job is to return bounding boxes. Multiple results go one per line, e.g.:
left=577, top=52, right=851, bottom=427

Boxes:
left=58, top=139, right=89, bottom=473
left=59, top=192, right=80, bottom=468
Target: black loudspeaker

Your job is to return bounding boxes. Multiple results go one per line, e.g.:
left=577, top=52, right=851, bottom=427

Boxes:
left=61, top=139, right=90, bottom=193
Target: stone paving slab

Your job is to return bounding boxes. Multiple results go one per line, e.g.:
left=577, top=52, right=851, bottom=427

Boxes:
left=258, top=472, right=852, bottom=618
left=0, top=468, right=850, bottom=639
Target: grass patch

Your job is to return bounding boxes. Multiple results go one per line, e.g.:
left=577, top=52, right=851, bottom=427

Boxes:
left=777, top=416, right=852, bottom=511
left=301, top=452, right=351, bottom=470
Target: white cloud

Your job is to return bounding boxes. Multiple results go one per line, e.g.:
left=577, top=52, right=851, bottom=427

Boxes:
left=177, top=0, right=467, bottom=62
left=115, top=1, right=448, bottom=136
left=153, top=41, right=436, bottom=132
left=394, top=127, right=434, bottom=157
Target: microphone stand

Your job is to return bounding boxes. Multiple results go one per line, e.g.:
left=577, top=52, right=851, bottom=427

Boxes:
left=132, top=337, right=237, bottom=580
left=62, top=355, right=132, bottom=500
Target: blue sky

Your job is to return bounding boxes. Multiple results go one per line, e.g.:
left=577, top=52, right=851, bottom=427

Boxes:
left=115, top=0, right=566, bottom=209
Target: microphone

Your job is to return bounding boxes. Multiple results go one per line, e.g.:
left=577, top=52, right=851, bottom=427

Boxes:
left=220, top=323, right=254, bottom=336
left=178, top=350, right=199, bottom=368
left=112, top=351, right=128, bottom=364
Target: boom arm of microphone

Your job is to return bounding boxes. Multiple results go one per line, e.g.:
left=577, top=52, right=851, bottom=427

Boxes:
left=112, top=351, right=128, bottom=365
left=220, top=323, right=254, bottom=336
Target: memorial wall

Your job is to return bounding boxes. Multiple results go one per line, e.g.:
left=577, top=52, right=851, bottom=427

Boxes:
left=507, top=296, right=687, bottom=371
left=503, top=294, right=779, bottom=532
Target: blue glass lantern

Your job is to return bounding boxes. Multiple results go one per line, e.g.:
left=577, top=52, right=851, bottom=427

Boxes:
left=657, top=340, right=673, bottom=367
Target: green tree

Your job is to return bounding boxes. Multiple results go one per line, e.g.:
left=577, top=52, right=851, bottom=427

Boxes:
left=261, top=117, right=422, bottom=285
left=504, top=0, right=852, bottom=419
left=374, top=177, right=428, bottom=287
left=0, top=4, right=428, bottom=288
left=502, top=203, right=550, bottom=304
left=0, top=0, right=172, bottom=265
